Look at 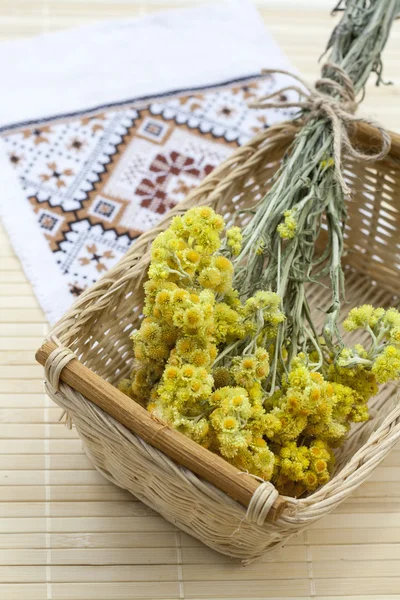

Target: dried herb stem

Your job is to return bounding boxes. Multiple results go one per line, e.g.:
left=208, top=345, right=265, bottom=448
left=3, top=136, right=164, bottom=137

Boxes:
left=231, top=0, right=399, bottom=394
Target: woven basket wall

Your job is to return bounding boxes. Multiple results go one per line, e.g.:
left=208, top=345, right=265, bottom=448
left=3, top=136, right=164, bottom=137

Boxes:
left=44, top=120, right=400, bottom=562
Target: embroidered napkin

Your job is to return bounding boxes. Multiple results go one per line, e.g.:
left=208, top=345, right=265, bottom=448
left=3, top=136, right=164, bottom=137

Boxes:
left=0, top=0, right=295, bottom=323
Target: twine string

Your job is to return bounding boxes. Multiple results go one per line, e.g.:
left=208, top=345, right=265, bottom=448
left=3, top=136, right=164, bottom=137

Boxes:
left=250, top=63, right=391, bottom=195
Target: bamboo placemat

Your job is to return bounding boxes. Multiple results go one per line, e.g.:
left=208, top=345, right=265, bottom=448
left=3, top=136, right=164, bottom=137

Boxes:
left=0, top=2, right=399, bottom=599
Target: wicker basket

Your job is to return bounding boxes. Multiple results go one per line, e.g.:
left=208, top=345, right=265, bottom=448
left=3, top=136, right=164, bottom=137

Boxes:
left=38, top=119, right=400, bottom=562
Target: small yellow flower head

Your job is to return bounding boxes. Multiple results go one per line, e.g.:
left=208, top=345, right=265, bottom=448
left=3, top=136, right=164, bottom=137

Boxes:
left=248, top=382, right=263, bottom=404
left=246, top=290, right=280, bottom=312
left=208, top=343, right=218, bottom=362
left=326, top=383, right=334, bottom=397
left=189, top=293, right=200, bottom=303
left=172, top=289, right=190, bottom=305
left=190, top=379, right=202, bottom=394
left=213, top=367, right=233, bottom=389
left=198, top=267, right=222, bottom=289
left=336, top=347, right=357, bottom=368
left=320, top=157, right=335, bottom=169
left=141, top=321, right=161, bottom=343
left=198, top=206, right=213, bottom=219
left=214, top=302, right=246, bottom=344
left=221, top=416, right=239, bottom=432
left=150, top=342, right=170, bottom=361
left=383, top=307, right=400, bottom=328
left=310, top=372, right=323, bottom=384
left=277, top=210, right=297, bottom=240
left=147, top=263, right=170, bottom=281
left=244, top=291, right=284, bottom=338
left=311, top=388, right=320, bottom=401
left=246, top=445, right=275, bottom=480
left=256, top=347, right=268, bottom=362
left=314, top=459, right=327, bottom=473
left=184, top=307, right=204, bottom=331
left=231, top=349, right=270, bottom=390
left=242, top=357, right=256, bottom=371
left=181, top=207, right=223, bottom=254
left=185, top=249, right=201, bottom=264
left=159, top=324, right=177, bottom=346
left=232, top=395, right=244, bottom=407
left=151, top=246, right=168, bottom=262
left=190, top=349, right=209, bottom=367
left=211, top=214, right=225, bottom=232
left=165, top=366, right=179, bottom=380
left=226, top=226, right=243, bottom=256
left=176, top=337, right=196, bottom=357
left=134, top=341, right=146, bottom=362
left=328, top=363, right=378, bottom=405
left=253, top=437, right=267, bottom=448
left=380, top=309, right=400, bottom=345
left=217, top=432, right=249, bottom=458
left=153, top=307, right=162, bottom=319
left=255, top=239, right=265, bottom=256
left=390, top=327, right=400, bottom=344
left=182, top=365, right=195, bottom=379
left=214, top=255, right=234, bottom=274
left=172, top=309, right=185, bottom=329
left=303, top=471, right=318, bottom=490
left=279, top=442, right=310, bottom=481
left=372, top=345, right=400, bottom=383
left=262, top=413, right=282, bottom=438
left=343, top=305, right=384, bottom=332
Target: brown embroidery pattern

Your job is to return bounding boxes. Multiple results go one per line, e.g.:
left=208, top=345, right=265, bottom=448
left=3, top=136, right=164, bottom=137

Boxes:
left=2, top=74, right=293, bottom=296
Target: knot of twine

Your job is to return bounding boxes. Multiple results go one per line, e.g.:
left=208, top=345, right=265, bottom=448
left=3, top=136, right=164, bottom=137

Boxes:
left=246, top=481, right=279, bottom=526
left=250, top=63, right=391, bottom=195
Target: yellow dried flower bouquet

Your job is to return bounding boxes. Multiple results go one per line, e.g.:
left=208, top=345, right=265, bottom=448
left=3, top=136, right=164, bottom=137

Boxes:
left=118, top=205, right=400, bottom=498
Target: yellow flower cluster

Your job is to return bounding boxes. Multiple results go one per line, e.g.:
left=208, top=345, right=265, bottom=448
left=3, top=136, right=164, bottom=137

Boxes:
left=266, top=359, right=369, bottom=449
left=206, top=348, right=283, bottom=479
left=342, top=305, right=400, bottom=383
left=328, top=362, right=377, bottom=421
left=320, top=157, right=335, bottom=169
left=243, top=291, right=285, bottom=340
left=277, top=210, right=297, bottom=240
left=226, top=226, right=243, bottom=256
left=119, top=206, right=287, bottom=480
left=119, top=206, right=400, bottom=498
left=273, top=440, right=333, bottom=496
left=209, top=385, right=275, bottom=479
left=344, top=305, right=400, bottom=346
left=343, top=305, right=385, bottom=331
left=372, top=345, right=400, bottom=383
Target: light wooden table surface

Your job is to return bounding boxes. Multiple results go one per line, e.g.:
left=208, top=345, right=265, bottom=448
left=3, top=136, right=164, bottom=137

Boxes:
left=0, top=2, right=399, bottom=600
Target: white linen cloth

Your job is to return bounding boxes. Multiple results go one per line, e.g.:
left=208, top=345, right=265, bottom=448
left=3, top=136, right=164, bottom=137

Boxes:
left=0, top=0, right=295, bottom=323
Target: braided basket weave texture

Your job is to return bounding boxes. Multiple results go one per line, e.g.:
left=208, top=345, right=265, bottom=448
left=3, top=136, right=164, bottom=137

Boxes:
left=45, top=121, right=400, bottom=561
